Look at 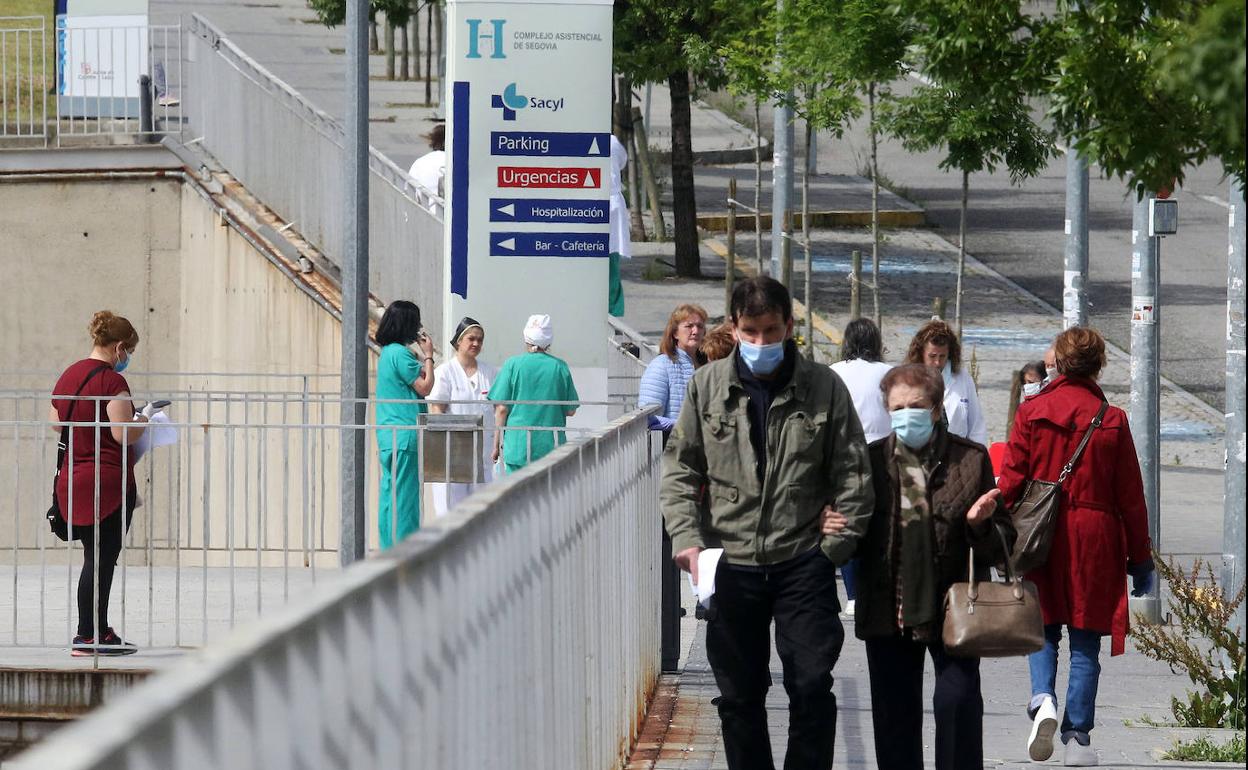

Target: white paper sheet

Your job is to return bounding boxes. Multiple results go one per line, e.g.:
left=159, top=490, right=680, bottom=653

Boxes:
left=686, top=548, right=724, bottom=608
left=132, top=412, right=178, bottom=460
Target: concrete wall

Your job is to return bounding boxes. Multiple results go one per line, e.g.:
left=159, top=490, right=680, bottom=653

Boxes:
left=0, top=177, right=354, bottom=563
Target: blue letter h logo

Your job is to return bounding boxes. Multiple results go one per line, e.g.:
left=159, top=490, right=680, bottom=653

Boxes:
left=466, top=19, right=506, bottom=59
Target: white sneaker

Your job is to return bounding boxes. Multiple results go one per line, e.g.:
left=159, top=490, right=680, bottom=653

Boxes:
left=1062, top=731, right=1098, bottom=766
left=1027, top=696, right=1059, bottom=761
left=840, top=599, right=856, bottom=619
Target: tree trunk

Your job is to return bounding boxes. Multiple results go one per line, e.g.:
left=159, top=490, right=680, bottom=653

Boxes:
left=616, top=76, right=647, bottom=240
left=370, top=21, right=379, bottom=54
left=869, top=82, right=881, bottom=332
left=956, top=168, right=968, bottom=336
left=753, top=98, right=764, bottom=276
left=411, top=0, right=421, bottom=80
left=434, top=2, right=444, bottom=107
left=668, top=70, right=701, bottom=278
left=385, top=21, right=396, bottom=80
left=425, top=3, right=434, bottom=104
left=399, top=22, right=409, bottom=80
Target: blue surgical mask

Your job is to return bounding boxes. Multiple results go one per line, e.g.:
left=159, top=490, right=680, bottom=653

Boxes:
left=114, top=347, right=131, bottom=373
left=941, top=361, right=953, bottom=384
left=891, top=407, right=935, bottom=449
left=738, top=339, right=785, bottom=375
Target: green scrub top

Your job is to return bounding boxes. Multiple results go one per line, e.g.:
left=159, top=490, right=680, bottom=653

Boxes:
left=375, top=343, right=427, bottom=451
left=489, top=351, right=579, bottom=467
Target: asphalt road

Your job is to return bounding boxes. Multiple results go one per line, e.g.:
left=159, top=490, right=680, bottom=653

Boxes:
left=809, top=76, right=1236, bottom=412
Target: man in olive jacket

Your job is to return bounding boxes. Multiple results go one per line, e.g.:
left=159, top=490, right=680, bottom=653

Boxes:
left=661, top=277, right=874, bottom=770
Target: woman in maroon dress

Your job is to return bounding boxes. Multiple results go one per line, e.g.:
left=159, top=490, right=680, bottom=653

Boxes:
left=49, top=311, right=153, bottom=656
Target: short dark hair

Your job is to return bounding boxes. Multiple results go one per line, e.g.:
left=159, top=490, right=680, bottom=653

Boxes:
left=840, top=318, right=883, bottom=362
left=905, top=320, right=962, bottom=373
left=731, top=276, right=792, bottom=323
left=880, top=363, right=945, bottom=409
left=374, top=300, right=422, bottom=347
left=426, top=123, right=445, bottom=151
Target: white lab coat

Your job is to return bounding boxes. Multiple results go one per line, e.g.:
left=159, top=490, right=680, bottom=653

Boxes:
left=609, top=135, right=631, bottom=258
left=942, top=366, right=988, bottom=447
left=829, top=359, right=894, bottom=443
left=408, top=150, right=446, bottom=215
left=427, top=357, right=497, bottom=517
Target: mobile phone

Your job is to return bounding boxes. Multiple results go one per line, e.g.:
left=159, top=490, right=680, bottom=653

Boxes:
left=149, top=400, right=171, bottom=409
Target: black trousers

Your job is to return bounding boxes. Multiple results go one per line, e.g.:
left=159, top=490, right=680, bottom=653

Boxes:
left=660, top=528, right=682, bottom=672
left=864, top=634, right=984, bottom=770
left=77, top=505, right=134, bottom=639
left=705, top=548, right=844, bottom=770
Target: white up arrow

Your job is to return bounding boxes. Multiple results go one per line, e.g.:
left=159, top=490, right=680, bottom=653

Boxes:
left=588, top=137, right=601, bottom=155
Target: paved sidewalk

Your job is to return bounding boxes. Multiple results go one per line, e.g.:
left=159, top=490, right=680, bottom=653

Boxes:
left=618, top=231, right=1230, bottom=768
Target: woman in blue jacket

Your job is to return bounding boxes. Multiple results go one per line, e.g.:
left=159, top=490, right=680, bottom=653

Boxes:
left=638, top=303, right=707, bottom=434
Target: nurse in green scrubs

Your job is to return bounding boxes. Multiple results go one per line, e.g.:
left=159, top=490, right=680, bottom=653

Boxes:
left=374, top=300, right=435, bottom=549
left=490, top=314, right=580, bottom=474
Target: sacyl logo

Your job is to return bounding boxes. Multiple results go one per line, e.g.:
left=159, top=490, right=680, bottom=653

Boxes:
left=491, top=82, right=566, bottom=121
left=465, top=19, right=506, bottom=59
left=491, top=83, right=528, bottom=121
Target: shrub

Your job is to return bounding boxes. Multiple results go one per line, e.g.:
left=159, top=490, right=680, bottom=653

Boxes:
left=1131, top=555, right=1245, bottom=730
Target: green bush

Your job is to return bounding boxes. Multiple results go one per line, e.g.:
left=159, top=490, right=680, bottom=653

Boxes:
left=1131, top=556, right=1246, bottom=730
left=1162, top=732, right=1245, bottom=763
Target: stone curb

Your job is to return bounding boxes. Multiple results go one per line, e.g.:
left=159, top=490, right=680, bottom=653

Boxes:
left=697, top=208, right=926, bottom=232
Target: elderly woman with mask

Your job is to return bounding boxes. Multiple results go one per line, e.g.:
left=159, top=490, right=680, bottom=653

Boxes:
left=825, top=363, right=1014, bottom=770
left=489, top=314, right=579, bottom=474
left=428, top=317, right=498, bottom=517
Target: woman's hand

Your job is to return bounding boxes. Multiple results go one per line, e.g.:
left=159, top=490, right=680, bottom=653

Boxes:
left=966, top=488, right=1002, bottom=526
left=416, top=332, right=435, bottom=360
left=820, top=505, right=848, bottom=536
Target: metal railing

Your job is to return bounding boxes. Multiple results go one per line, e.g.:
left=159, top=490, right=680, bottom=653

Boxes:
left=1, top=16, right=46, bottom=144
left=10, top=408, right=662, bottom=770
left=608, top=317, right=658, bottom=419
left=1, top=16, right=182, bottom=146
left=0, top=390, right=619, bottom=652
left=186, top=14, right=446, bottom=337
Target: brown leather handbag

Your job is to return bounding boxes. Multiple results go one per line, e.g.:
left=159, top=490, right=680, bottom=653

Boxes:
left=1008, top=401, right=1108, bottom=574
left=943, top=523, right=1044, bottom=658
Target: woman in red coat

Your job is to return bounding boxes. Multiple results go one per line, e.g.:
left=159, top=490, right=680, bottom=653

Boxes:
left=997, top=326, right=1154, bottom=767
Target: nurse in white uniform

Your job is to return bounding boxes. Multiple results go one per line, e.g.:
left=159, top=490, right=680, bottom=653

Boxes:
left=428, top=317, right=498, bottom=517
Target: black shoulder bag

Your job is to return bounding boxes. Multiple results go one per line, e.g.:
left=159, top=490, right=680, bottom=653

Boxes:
left=1009, top=401, right=1109, bottom=574
left=46, top=365, right=108, bottom=541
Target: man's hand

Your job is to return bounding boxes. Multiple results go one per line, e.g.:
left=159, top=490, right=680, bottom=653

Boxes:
left=674, top=546, right=703, bottom=585
left=820, top=505, right=848, bottom=536
left=967, top=488, right=1002, bottom=526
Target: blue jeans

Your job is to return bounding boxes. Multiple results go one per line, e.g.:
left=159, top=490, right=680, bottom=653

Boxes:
left=841, top=558, right=859, bottom=601
left=1028, top=624, right=1102, bottom=735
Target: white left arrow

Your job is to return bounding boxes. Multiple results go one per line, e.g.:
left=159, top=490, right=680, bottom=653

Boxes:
left=497, top=203, right=516, bottom=217
left=497, top=238, right=516, bottom=251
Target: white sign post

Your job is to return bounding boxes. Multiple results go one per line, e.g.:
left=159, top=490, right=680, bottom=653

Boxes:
left=443, top=0, right=613, bottom=426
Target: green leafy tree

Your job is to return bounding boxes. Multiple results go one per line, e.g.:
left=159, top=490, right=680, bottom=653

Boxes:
left=1159, top=0, right=1245, bottom=187
left=616, top=0, right=742, bottom=278
left=884, top=0, right=1056, bottom=334
left=1043, top=1, right=1215, bottom=194
left=792, top=0, right=908, bottom=329
left=308, top=0, right=416, bottom=81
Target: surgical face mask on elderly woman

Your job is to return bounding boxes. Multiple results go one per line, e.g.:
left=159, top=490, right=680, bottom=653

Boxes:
left=887, top=383, right=940, bottom=449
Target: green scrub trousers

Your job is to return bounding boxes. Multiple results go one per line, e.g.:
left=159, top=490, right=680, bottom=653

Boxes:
left=378, top=446, right=420, bottom=549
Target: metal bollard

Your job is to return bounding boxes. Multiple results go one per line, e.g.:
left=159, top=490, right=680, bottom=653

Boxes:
left=138, top=74, right=156, bottom=143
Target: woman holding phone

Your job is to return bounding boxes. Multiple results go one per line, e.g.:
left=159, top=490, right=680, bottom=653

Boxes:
left=373, top=300, right=435, bottom=549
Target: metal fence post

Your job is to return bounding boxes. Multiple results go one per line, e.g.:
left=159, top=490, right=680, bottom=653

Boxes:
left=1063, top=149, right=1089, bottom=328
left=340, top=0, right=370, bottom=566
left=1224, top=178, right=1246, bottom=636
left=1129, top=187, right=1161, bottom=623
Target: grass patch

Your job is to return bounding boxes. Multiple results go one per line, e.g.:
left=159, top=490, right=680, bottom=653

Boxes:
left=1, top=3, right=55, bottom=133
left=1162, top=732, right=1245, bottom=762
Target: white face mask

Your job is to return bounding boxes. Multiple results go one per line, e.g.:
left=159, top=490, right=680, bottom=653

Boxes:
left=1045, top=366, right=1058, bottom=384
left=1022, top=381, right=1043, bottom=398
